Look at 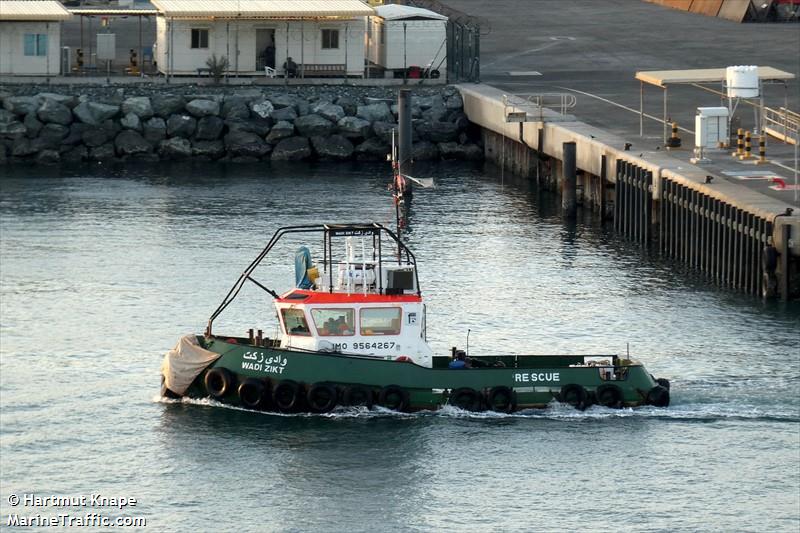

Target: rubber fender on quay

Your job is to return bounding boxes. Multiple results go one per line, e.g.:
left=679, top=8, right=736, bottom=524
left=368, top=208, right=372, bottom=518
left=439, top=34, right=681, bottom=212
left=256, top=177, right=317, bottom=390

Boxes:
left=646, top=385, right=670, bottom=408
left=449, top=387, right=483, bottom=412
left=762, top=246, right=778, bottom=272
left=238, top=378, right=269, bottom=410
left=342, top=385, right=374, bottom=408
left=595, top=384, right=624, bottom=408
left=273, top=380, right=302, bottom=412
left=306, top=383, right=338, bottom=413
left=485, top=386, right=516, bottom=413
left=559, top=384, right=589, bottom=410
left=378, top=385, right=410, bottom=412
left=204, top=367, right=235, bottom=399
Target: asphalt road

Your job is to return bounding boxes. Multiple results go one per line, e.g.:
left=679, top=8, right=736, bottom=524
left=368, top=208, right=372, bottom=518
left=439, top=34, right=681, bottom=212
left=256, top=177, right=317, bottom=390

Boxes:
left=446, top=0, right=800, bottom=205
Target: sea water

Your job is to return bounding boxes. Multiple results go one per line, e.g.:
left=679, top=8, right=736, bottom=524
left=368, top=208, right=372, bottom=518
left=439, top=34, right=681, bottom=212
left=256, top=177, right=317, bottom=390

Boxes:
left=1, top=161, right=798, bottom=531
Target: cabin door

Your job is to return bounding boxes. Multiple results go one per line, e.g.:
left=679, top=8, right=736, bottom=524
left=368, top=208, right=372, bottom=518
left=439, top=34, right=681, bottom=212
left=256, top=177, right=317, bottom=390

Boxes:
left=256, top=29, right=276, bottom=71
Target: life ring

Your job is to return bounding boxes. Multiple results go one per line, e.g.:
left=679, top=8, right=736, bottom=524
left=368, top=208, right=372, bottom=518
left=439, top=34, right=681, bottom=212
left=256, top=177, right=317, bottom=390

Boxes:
left=646, top=385, right=670, bottom=408
left=449, top=387, right=482, bottom=411
left=378, top=385, right=410, bottom=412
left=238, top=378, right=268, bottom=410
left=204, top=367, right=234, bottom=399
left=559, top=384, right=588, bottom=410
left=595, top=384, right=623, bottom=408
left=307, top=383, right=338, bottom=413
left=342, top=385, right=374, bottom=408
left=273, top=380, right=302, bottom=412
left=486, top=386, right=516, bottom=413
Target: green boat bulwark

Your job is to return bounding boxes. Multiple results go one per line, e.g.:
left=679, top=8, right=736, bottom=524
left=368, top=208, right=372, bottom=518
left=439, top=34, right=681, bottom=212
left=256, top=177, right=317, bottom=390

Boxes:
left=160, top=223, right=670, bottom=414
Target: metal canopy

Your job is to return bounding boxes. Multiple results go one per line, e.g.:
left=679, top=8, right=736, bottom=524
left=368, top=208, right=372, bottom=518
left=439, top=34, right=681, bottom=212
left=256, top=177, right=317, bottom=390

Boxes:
left=0, top=0, right=72, bottom=21
left=636, top=66, right=796, bottom=146
left=150, top=0, right=374, bottom=19
left=636, top=67, right=795, bottom=88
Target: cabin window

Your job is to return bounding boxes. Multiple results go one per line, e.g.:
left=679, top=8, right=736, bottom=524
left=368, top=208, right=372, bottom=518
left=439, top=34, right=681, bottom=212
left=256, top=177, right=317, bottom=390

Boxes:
left=191, top=29, right=209, bottom=49
left=24, top=34, right=48, bottom=57
left=379, top=24, right=385, bottom=45
left=311, top=308, right=355, bottom=336
left=360, top=307, right=401, bottom=336
left=321, top=29, right=339, bottom=50
left=281, top=308, right=310, bottom=336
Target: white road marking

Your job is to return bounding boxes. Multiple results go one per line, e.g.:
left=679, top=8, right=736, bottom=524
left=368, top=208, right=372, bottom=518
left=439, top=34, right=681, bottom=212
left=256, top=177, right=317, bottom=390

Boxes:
left=508, top=71, right=542, bottom=76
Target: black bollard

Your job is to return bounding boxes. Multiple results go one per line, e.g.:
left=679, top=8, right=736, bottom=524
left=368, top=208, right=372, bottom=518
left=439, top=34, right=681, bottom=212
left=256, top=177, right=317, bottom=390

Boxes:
left=562, top=142, right=577, bottom=219
left=398, top=89, right=413, bottom=196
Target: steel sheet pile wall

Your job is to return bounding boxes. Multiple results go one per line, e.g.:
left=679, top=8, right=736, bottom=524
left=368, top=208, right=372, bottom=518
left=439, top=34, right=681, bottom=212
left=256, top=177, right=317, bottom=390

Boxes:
left=615, top=161, right=654, bottom=248
left=615, top=159, right=777, bottom=297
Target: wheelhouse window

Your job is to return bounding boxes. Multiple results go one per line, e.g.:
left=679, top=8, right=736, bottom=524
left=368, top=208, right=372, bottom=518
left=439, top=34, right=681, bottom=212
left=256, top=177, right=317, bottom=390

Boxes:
left=311, top=308, right=355, bottom=336
left=360, top=308, right=401, bottom=336
left=321, top=29, right=339, bottom=49
left=24, top=34, right=48, bottom=57
left=191, top=29, right=209, bottom=49
left=281, top=308, right=310, bottom=336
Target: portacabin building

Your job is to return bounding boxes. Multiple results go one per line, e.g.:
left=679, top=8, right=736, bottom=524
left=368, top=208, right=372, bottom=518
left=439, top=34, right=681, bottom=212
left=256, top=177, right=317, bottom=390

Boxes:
left=0, top=0, right=72, bottom=76
left=150, top=0, right=375, bottom=78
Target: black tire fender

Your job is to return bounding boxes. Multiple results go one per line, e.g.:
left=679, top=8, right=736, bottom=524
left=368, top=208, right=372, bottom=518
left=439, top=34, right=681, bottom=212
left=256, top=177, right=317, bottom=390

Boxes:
left=204, top=367, right=234, bottom=399
left=238, top=378, right=269, bottom=410
left=307, top=383, right=338, bottom=413
left=342, top=385, right=374, bottom=408
left=273, top=380, right=302, bottom=413
left=559, top=384, right=588, bottom=410
left=656, top=378, right=670, bottom=391
left=595, top=384, right=624, bottom=408
left=449, top=387, right=483, bottom=411
left=378, top=385, right=410, bottom=412
left=485, top=386, right=516, bottom=413
left=646, top=385, right=670, bottom=408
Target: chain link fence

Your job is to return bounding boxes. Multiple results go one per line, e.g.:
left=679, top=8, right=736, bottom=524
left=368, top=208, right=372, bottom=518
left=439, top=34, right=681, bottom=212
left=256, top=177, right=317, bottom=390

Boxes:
left=391, top=0, right=485, bottom=82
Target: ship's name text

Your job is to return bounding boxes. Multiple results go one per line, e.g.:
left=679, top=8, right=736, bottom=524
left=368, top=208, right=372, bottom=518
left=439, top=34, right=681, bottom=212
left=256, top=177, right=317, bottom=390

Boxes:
left=513, top=372, right=560, bottom=383
left=241, top=351, right=287, bottom=374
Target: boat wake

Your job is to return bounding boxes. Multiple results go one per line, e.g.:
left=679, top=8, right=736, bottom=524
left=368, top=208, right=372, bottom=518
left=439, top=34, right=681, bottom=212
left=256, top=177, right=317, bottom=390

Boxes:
left=154, top=395, right=799, bottom=423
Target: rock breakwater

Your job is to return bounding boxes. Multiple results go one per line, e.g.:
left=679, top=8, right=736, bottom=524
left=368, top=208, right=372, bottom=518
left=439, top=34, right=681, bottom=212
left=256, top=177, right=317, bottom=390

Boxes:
left=0, top=85, right=482, bottom=166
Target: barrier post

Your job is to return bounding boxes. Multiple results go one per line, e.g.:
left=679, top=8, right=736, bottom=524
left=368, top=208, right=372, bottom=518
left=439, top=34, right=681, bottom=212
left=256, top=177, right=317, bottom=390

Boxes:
left=666, top=121, right=681, bottom=149
left=732, top=128, right=744, bottom=157
left=755, top=134, right=769, bottom=165
left=740, top=131, right=752, bottom=160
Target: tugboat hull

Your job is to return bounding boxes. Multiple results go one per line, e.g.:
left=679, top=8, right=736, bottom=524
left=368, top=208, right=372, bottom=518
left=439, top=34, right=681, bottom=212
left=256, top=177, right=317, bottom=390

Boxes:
left=164, top=336, right=669, bottom=413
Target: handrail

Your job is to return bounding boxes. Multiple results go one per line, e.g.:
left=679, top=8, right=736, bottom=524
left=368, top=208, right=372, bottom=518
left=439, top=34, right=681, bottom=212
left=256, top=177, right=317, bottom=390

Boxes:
left=503, top=92, right=577, bottom=123
left=206, top=222, right=419, bottom=336
left=764, top=105, right=799, bottom=144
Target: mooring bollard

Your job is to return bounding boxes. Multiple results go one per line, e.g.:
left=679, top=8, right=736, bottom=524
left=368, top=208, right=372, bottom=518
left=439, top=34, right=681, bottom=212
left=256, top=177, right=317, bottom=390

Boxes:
left=755, top=134, right=769, bottom=165
left=740, top=130, right=753, bottom=160
left=398, top=89, right=413, bottom=195
left=666, top=121, right=681, bottom=148
left=733, top=128, right=744, bottom=157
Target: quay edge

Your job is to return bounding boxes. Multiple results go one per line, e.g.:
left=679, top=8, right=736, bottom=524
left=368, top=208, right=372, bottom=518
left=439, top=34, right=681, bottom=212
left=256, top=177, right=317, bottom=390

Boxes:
left=456, top=83, right=800, bottom=300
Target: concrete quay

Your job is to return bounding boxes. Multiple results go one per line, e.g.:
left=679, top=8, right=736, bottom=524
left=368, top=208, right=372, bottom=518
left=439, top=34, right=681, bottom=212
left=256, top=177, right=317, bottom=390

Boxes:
left=446, top=0, right=798, bottom=298
left=457, top=82, right=799, bottom=300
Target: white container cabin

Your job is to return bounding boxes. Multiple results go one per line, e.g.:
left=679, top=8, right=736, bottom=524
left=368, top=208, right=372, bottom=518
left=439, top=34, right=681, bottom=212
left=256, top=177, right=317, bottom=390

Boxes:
left=367, top=4, right=447, bottom=77
left=151, top=0, right=373, bottom=77
left=0, top=0, right=71, bottom=76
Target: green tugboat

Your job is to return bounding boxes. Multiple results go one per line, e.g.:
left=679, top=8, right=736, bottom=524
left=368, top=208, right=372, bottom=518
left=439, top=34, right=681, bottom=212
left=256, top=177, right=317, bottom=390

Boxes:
left=160, top=221, right=670, bottom=413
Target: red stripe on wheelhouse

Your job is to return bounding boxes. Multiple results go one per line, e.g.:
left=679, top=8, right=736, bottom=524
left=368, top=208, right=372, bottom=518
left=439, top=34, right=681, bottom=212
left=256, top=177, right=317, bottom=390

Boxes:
left=277, top=289, right=421, bottom=304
